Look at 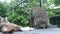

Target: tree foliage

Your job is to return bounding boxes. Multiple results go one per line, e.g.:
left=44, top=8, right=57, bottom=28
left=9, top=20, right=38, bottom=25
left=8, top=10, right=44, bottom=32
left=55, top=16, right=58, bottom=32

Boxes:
left=54, top=0, right=60, bottom=6
left=0, top=0, right=60, bottom=27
